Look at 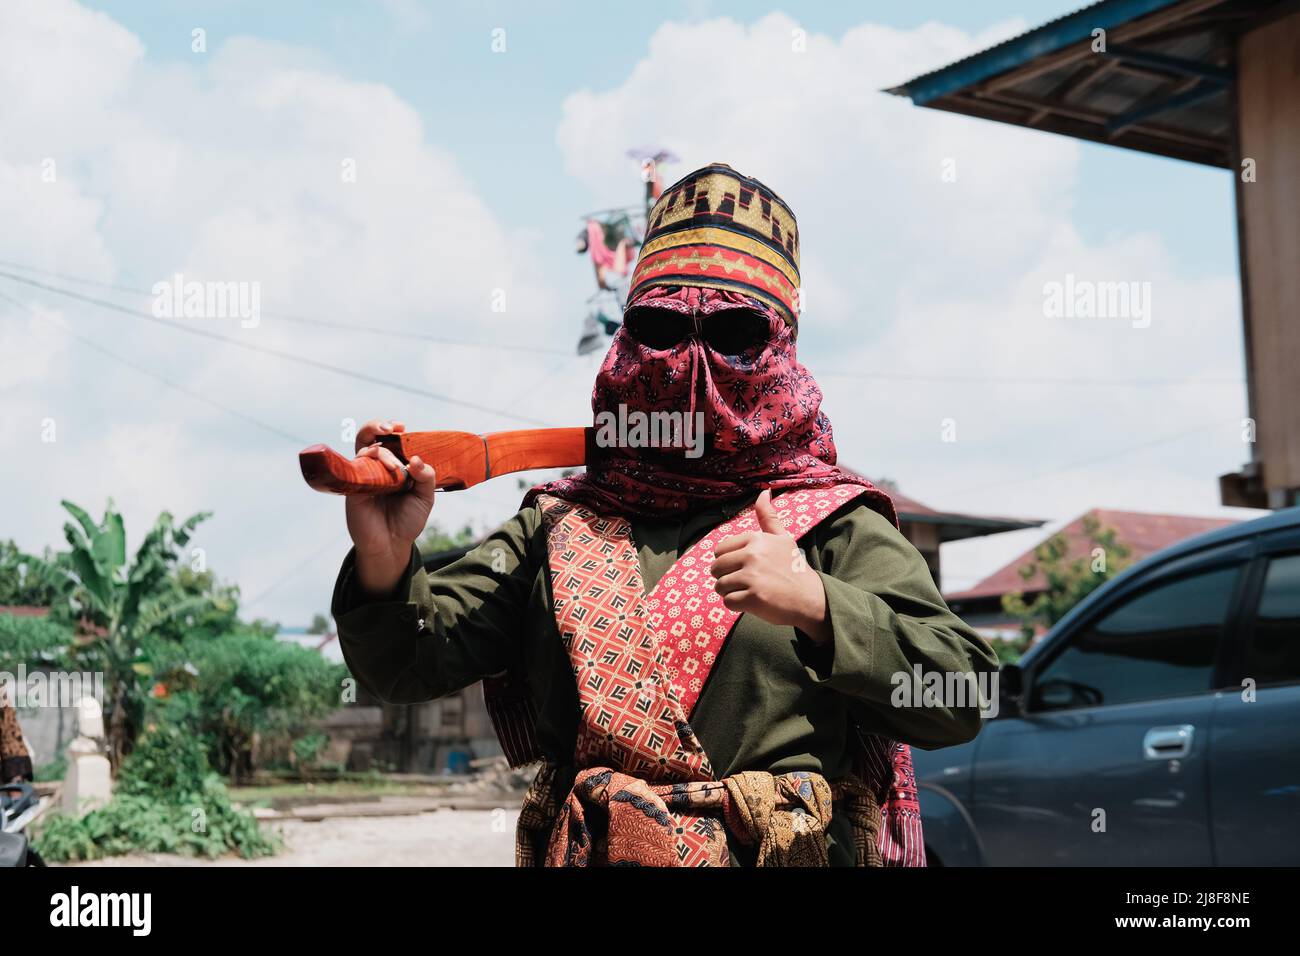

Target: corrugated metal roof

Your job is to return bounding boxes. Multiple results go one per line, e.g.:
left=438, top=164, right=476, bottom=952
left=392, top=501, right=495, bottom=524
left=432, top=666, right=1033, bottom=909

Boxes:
left=882, top=0, right=1271, bottom=167
left=886, top=0, right=1184, bottom=104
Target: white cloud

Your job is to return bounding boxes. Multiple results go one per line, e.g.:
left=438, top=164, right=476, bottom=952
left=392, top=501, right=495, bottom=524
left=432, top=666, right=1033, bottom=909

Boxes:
left=0, top=0, right=566, bottom=623
left=0, top=299, right=71, bottom=388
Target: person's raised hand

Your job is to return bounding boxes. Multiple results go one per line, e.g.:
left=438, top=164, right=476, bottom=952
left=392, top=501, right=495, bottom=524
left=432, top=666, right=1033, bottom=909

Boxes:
left=344, top=419, right=438, bottom=599
left=709, top=489, right=832, bottom=643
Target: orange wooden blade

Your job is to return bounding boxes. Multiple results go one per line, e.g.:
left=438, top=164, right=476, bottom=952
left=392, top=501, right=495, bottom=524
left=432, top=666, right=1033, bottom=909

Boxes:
left=299, top=428, right=594, bottom=496
left=481, top=429, right=594, bottom=479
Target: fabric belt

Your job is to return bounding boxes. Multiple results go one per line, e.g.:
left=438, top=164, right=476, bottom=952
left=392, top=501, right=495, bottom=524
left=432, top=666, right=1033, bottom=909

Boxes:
left=519, top=763, right=876, bottom=867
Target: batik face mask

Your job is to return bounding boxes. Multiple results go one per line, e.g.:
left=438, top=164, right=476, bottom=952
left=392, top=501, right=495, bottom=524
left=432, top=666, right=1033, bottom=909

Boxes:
left=596, top=285, right=818, bottom=455
left=524, top=284, right=895, bottom=522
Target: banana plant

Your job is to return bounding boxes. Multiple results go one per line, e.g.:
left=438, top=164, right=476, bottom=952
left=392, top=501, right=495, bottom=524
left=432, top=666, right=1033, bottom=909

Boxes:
left=58, top=499, right=212, bottom=771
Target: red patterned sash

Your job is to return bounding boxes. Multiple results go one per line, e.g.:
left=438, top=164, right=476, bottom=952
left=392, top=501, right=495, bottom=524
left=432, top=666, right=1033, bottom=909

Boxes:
left=490, top=486, right=925, bottom=866
left=541, top=498, right=714, bottom=784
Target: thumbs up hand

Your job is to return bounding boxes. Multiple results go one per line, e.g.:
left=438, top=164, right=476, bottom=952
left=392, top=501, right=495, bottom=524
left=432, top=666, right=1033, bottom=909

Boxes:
left=709, top=490, right=832, bottom=643
left=752, top=487, right=790, bottom=537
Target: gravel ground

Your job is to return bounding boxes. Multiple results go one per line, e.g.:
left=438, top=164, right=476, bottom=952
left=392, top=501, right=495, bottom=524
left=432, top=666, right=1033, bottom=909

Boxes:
left=64, top=808, right=519, bottom=867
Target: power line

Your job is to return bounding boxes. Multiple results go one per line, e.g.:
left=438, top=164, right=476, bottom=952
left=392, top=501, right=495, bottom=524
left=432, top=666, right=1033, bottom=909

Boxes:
left=504, top=352, right=585, bottom=407
left=0, top=259, right=1246, bottom=390
left=0, top=288, right=308, bottom=445
left=3, top=261, right=1250, bottom=526
left=242, top=530, right=350, bottom=611
left=819, top=368, right=1243, bottom=388
left=0, top=269, right=557, bottom=427
left=935, top=416, right=1242, bottom=500
left=0, top=257, right=571, bottom=357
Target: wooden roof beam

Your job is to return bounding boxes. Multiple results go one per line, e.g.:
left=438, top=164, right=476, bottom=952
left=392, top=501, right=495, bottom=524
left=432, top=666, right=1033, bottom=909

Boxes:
left=936, top=94, right=1229, bottom=165
left=978, top=0, right=1231, bottom=94
left=966, top=87, right=1230, bottom=153
left=1106, top=75, right=1214, bottom=137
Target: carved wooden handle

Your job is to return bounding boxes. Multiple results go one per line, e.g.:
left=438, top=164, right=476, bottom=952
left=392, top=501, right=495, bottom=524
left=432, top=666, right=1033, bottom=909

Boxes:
left=298, top=444, right=411, bottom=496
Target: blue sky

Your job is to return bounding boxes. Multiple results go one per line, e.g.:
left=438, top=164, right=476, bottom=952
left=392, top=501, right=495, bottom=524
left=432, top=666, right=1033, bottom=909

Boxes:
left=2, top=1, right=1251, bottom=624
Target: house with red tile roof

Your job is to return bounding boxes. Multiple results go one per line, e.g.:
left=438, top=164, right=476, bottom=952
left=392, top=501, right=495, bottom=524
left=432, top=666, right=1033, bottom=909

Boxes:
left=0, top=606, right=51, bottom=618
left=944, top=509, right=1238, bottom=639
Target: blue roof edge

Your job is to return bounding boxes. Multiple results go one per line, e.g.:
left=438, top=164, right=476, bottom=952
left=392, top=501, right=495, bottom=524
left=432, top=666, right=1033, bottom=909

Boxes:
left=885, top=0, right=1185, bottom=105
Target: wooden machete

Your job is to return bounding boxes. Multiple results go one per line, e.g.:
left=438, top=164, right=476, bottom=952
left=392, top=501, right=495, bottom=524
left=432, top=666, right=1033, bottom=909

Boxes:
left=299, top=428, right=599, bottom=495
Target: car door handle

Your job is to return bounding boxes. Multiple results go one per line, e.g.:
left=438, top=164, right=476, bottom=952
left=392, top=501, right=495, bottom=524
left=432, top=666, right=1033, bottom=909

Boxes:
left=1143, top=724, right=1194, bottom=760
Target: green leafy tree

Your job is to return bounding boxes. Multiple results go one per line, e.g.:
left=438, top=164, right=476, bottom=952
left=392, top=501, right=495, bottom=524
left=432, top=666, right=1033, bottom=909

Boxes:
left=306, top=613, right=330, bottom=635
left=0, top=540, right=69, bottom=607
left=55, top=499, right=211, bottom=770
left=147, top=566, right=244, bottom=643
left=1002, top=514, right=1132, bottom=641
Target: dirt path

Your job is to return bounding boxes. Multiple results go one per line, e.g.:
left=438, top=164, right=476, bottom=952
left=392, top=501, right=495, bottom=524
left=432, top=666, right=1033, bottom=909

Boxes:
left=65, top=808, right=518, bottom=867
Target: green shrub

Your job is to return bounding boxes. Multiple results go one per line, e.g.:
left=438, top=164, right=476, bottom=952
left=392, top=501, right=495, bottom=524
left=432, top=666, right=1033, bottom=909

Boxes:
left=0, top=613, right=73, bottom=672
left=291, top=732, right=329, bottom=771
left=36, top=782, right=276, bottom=862
left=34, top=700, right=278, bottom=862
left=170, top=632, right=347, bottom=782
left=116, top=701, right=212, bottom=798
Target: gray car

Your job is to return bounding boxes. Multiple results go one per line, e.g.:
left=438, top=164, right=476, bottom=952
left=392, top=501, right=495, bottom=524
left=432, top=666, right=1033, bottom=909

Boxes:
left=915, top=506, right=1300, bottom=866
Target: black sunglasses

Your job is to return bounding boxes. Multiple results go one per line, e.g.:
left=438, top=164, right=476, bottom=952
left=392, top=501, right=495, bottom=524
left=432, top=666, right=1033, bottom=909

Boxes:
left=623, top=308, right=775, bottom=355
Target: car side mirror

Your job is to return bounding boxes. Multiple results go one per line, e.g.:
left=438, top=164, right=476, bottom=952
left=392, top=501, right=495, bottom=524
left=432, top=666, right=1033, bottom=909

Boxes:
left=998, top=663, right=1024, bottom=717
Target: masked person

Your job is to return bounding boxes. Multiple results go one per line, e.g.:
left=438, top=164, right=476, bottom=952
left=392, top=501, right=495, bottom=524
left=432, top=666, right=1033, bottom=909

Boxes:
left=334, top=164, right=998, bottom=867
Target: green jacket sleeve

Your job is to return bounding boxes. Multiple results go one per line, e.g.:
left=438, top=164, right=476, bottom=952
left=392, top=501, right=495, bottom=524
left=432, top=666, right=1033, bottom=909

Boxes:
left=802, top=501, right=1000, bottom=750
left=330, top=507, right=541, bottom=704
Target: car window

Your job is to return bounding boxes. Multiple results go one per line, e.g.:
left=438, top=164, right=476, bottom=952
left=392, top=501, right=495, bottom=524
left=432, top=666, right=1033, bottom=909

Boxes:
left=1030, top=565, right=1238, bottom=712
left=1247, top=553, right=1300, bottom=687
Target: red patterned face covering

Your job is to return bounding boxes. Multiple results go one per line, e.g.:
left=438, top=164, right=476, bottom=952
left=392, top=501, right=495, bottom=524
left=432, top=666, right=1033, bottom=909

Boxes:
left=524, top=285, right=895, bottom=524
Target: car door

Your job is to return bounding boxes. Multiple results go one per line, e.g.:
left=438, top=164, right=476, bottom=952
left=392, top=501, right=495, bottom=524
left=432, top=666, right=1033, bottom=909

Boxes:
left=973, top=547, right=1248, bottom=865
left=1210, top=543, right=1300, bottom=865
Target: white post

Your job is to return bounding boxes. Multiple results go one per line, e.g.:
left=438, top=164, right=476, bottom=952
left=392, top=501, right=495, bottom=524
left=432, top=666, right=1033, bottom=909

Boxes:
left=62, top=697, right=112, bottom=816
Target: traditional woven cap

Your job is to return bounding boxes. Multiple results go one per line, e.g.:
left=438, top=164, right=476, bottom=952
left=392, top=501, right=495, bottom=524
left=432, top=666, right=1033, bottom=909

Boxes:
left=628, top=163, right=801, bottom=330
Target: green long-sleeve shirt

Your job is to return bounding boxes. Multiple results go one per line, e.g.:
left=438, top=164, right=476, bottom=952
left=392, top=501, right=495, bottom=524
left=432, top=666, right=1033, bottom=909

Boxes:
left=331, top=491, right=998, bottom=865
